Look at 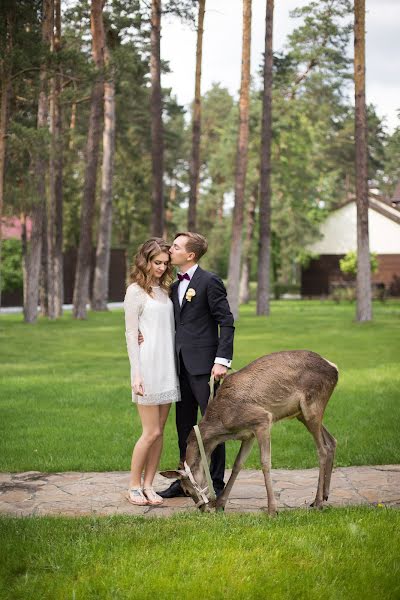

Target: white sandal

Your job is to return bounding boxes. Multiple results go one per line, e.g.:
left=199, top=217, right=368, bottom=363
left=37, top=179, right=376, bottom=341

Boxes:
left=143, top=487, right=163, bottom=505
left=127, top=487, right=148, bottom=506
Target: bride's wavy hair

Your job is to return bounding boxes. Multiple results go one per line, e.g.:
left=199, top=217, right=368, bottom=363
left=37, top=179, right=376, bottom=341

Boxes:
left=129, top=238, right=174, bottom=295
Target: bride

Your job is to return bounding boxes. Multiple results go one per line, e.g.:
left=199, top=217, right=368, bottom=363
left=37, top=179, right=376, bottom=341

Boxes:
left=124, top=238, right=180, bottom=506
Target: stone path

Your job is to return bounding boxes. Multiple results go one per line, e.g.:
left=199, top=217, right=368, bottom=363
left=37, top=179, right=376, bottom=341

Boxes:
left=0, top=466, right=399, bottom=518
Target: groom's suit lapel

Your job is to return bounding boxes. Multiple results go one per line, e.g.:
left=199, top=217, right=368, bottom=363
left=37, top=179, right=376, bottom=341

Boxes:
left=180, top=266, right=203, bottom=313
left=171, top=281, right=180, bottom=316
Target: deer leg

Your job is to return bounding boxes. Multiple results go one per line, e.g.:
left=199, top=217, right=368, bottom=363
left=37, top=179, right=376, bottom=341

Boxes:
left=215, top=437, right=255, bottom=511
left=255, top=422, right=277, bottom=516
left=297, top=414, right=327, bottom=508
left=322, top=425, right=336, bottom=500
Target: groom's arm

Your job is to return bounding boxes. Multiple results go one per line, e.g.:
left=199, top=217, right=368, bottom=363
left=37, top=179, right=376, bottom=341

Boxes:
left=207, top=274, right=235, bottom=364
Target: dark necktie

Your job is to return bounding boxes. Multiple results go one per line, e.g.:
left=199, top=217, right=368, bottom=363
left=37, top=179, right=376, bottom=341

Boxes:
left=177, top=273, right=190, bottom=282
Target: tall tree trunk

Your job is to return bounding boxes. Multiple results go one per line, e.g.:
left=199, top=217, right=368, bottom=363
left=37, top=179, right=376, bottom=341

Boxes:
left=92, top=34, right=116, bottom=310
left=0, top=79, right=10, bottom=311
left=188, top=0, right=206, bottom=230
left=0, top=8, right=13, bottom=310
left=150, top=0, right=164, bottom=237
left=163, top=178, right=176, bottom=240
left=48, top=0, right=63, bottom=318
left=257, top=0, right=274, bottom=316
left=24, top=0, right=52, bottom=323
left=73, top=0, right=105, bottom=319
left=69, top=99, right=76, bottom=150
left=239, top=186, right=257, bottom=304
left=354, top=0, right=372, bottom=321
left=227, top=0, right=252, bottom=320
left=21, top=212, right=27, bottom=308
left=39, top=207, right=49, bottom=315
left=54, top=0, right=64, bottom=316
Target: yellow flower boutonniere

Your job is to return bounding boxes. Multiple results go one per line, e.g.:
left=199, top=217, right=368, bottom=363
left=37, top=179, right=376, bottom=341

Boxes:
left=185, top=288, right=196, bottom=302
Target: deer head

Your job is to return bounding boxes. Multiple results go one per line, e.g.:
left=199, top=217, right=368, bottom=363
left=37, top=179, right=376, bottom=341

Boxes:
left=160, top=464, right=212, bottom=512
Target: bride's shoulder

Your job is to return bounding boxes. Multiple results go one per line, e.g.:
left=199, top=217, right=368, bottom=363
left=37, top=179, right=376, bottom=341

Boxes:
left=124, top=282, right=146, bottom=302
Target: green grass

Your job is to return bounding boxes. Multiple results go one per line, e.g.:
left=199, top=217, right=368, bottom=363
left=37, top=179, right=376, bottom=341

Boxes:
left=0, top=300, right=399, bottom=472
left=0, top=508, right=399, bottom=599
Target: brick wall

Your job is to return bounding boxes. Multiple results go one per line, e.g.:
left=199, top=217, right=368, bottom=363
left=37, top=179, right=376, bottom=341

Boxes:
left=301, top=254, right=400, bottom=296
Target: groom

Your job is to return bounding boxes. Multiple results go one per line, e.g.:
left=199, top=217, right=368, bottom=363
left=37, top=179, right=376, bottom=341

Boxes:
left=159, top=231, right=235, bottom=498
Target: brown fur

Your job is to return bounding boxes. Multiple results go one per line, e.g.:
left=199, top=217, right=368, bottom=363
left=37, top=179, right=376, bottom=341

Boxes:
left=163, top=350, right=338, bottom=515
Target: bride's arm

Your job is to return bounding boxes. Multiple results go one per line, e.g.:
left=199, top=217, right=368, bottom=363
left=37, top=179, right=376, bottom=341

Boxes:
left=124, top=284, right=145, bottom=395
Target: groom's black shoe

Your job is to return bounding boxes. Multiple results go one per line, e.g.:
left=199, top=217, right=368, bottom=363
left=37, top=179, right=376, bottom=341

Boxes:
left=158, top=480, right=186, bottom=498
left=214, top=486, right=224, bottom=498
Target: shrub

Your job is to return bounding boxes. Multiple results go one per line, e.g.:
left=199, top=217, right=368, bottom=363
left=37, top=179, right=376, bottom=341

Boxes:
left=0, top=239, right=23, bottom=293
left=339, top=251, right=378, bottom=276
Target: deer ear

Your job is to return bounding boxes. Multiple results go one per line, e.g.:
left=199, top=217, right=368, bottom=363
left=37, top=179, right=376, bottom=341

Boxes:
left=159, top=469, right=187, bottom=479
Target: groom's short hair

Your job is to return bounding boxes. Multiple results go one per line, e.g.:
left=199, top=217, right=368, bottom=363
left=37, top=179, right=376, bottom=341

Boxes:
left=176, top=232, right=208, bottom=261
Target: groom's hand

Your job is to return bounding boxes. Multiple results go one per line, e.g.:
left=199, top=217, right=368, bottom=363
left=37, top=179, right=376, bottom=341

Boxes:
left=212, top=363, right=228, bottom=381
left=138, top=331, right=144, bottom=345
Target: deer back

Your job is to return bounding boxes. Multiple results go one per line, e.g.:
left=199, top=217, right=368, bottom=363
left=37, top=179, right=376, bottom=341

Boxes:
left=204, top=350, right=338, bottom=432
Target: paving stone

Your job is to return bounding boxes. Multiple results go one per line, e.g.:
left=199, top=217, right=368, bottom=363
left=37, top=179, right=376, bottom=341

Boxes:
left=0, top=474, right=12, bottom=484
left=12, top=471, right=46, bottom=481
left=0, top=489, right=33, bottom=503
left=359, top=488, right=386, bottom=502
left=0, top=465, right=398, bottom=517
left=329, top=488, right=359, bottom=500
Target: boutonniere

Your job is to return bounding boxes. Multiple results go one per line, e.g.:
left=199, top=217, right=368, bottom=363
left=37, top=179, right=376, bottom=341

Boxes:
left=185, top=288, right=196, bottom=302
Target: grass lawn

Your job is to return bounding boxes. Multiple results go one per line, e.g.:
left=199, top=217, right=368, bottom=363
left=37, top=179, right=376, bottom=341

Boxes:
left=0, top=508, right=399, bottom=599
left=0, top=300, right=399, bottom=472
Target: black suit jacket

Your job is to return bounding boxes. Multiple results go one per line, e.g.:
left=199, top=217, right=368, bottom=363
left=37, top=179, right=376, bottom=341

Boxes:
left=172, top=266, right=235, bottom=376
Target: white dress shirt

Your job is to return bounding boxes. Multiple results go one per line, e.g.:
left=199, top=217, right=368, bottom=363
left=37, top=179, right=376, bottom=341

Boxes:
left=178, top=263, right=199, bottom=306
left=178, top=263, right=231, bottom=369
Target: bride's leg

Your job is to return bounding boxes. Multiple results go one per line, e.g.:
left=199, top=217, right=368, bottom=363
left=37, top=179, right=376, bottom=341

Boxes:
left=129, top=405, right=162, bottom=488
left=143, top=403, right=171, bottom=488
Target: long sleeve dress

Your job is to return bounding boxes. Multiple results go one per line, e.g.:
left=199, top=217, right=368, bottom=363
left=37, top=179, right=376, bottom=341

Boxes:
left=124, top=283, right=181, bottom=405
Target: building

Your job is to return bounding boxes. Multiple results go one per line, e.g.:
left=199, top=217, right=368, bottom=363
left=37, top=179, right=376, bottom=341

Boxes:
left=301, top=187, right=400, bottom=297
left=1, top=217, right=127, bottom=306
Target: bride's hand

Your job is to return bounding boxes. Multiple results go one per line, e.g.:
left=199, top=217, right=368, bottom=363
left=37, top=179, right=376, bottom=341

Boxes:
left=132, top=376, right=145, bottom=396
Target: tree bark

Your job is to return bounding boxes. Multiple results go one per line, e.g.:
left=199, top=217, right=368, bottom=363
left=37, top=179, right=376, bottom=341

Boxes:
left=73, top=0, right=105, bottom=319
left=163, top=178, right=176, bottom=240
left=0, top=8, right=13, bottom=309
left=39, top=207, right=49, bottom=316
left=21, top=212, right=27, bottom=308
left=69, top=99, right=76, bottom=150
left=92, top=32, right=116, bottom=310
left=227, top=0, right=252, bottom=320
left=354, top=0, right=372, bottom=321
left=48, top=0, right=64, bottom=318
left=239, top=186, right=257, bottom=305
left=188, top=0, right=205, bottom=230
left=257, top=0, right=274, bottom=316
left=0, top=79, right=11, bottom=310
left=150, top=0, right=164, bottom=237
left=24, top=0, right=52, bottom=323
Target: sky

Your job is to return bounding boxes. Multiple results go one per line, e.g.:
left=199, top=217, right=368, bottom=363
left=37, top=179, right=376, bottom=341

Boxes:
left=161, top=0, right=400, bottom=133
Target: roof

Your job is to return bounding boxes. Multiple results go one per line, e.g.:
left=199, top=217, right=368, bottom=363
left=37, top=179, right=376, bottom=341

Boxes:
left=307, top=193, right=400, bottom=255
left=332, top=191, right=400, bottom=226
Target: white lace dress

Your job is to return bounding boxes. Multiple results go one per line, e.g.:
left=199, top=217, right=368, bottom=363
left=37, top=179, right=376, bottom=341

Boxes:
left=124, top=283, right=181, bottom=405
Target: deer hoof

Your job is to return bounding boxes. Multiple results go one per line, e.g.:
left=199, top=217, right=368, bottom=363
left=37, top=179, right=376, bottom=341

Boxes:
left=216, top=506, right=225, bottom=513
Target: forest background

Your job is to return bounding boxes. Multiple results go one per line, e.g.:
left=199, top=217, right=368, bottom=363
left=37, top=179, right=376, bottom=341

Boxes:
left=0, top=0, right=399, bottom=321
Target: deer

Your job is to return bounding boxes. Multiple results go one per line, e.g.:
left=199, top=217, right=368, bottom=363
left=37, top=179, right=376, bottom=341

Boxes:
left=161, top=350, right=338, bottom=515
